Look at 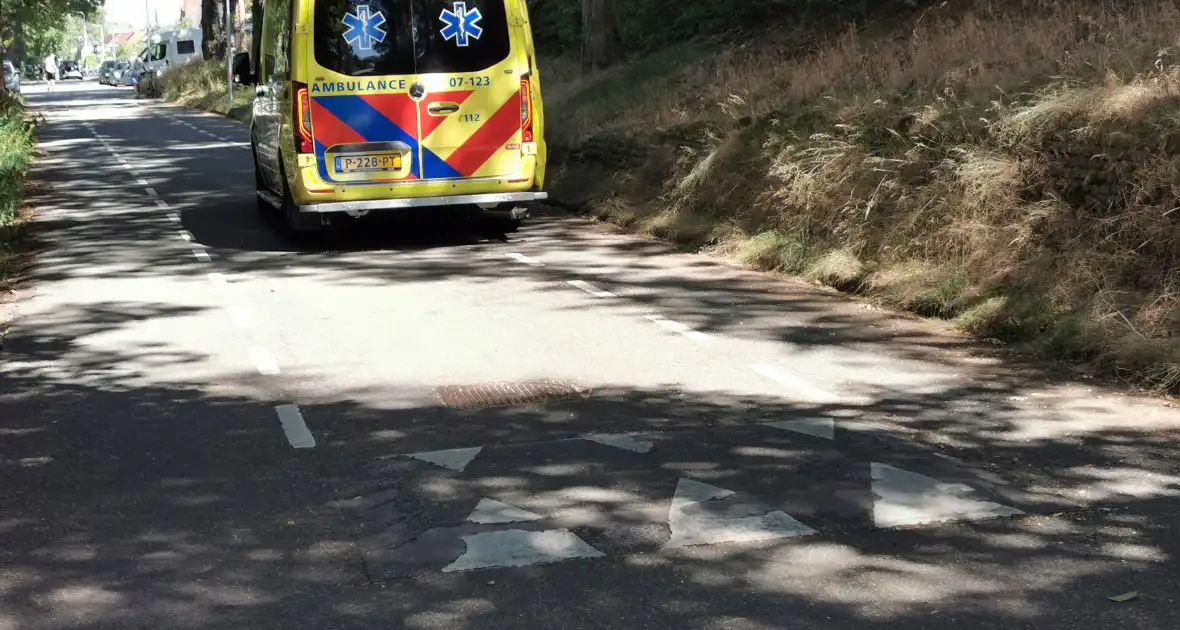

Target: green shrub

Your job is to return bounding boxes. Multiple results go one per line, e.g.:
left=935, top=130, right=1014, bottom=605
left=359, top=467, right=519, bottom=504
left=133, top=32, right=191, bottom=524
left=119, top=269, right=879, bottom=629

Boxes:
left=0, top=91, right=35, bottom=230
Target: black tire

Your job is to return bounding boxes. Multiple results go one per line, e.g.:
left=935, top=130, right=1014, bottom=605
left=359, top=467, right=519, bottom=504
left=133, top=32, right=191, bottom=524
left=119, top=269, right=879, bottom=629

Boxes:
left=250, top=139, right=276, bottom=218
left=279, top=161, right=322, bottom=235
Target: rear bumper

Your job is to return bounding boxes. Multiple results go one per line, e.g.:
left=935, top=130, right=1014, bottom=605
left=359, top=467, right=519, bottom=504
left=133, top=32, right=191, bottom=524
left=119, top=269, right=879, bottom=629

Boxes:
left=294, top=191, right=548, bottom=214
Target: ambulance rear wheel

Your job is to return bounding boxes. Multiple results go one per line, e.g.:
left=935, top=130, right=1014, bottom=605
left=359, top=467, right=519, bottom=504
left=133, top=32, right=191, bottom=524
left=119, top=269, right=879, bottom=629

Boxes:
left=279, top=162, right=322, bottom=235
left=250, top=141, right=275, bottom=218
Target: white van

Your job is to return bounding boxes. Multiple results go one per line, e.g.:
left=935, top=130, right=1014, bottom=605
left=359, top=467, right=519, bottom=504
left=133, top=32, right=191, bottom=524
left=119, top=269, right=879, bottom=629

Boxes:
left=140, top=28, right=203, bottom=76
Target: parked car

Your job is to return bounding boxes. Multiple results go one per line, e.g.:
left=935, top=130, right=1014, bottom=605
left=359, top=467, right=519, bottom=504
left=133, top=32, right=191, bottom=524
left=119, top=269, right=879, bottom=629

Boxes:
left=107, top=61, right=131, bottom=86
left=97, top=60, right=115, bottom=84
left=2, top=61, right=19, bottom=93
left=59, top=60, right=83, bottom=80
left=98, top=60, right=130, bottom=85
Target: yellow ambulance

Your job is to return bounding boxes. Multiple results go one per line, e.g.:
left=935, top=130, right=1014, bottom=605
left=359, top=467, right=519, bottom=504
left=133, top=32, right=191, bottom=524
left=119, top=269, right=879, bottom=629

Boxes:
left=234, top=0, right=547, bottom=232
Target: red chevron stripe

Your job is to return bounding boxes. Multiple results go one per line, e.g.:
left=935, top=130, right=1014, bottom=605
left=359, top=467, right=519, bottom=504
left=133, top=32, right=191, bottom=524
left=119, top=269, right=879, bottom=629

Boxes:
left=418, top=90, right=474, bottom=138
left=311, top=99, right=419, bottom=182
left=358, top=92, right=418, bottom=136
left=310, top=99, right=367, bottom=146
left=445, top=92, right=521, bottom=177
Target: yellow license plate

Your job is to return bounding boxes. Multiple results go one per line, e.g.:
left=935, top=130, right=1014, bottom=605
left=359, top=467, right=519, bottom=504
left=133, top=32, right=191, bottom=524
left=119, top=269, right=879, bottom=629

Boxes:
left=335, top=154, right=402, bottom=173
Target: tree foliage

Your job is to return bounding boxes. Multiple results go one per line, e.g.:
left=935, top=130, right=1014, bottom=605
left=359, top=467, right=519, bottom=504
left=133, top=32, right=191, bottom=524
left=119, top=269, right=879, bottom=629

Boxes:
left=1, top=0, right=103, bottom=93
left=531, top=0, right=901, bottom=58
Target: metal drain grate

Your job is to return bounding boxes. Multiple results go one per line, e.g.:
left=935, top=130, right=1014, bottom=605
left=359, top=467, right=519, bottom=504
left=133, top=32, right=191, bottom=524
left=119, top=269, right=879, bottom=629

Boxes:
left=435, top=380, right=588, bottom=409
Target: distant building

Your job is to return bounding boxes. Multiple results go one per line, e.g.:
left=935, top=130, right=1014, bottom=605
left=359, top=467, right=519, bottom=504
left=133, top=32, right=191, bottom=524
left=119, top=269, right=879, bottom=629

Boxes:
left=104, top=30, right=147, bottom=59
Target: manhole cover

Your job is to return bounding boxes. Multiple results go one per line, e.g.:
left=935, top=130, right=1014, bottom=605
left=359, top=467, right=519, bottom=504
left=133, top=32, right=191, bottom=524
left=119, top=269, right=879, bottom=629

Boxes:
left=435, top=380, right=587, bottom=409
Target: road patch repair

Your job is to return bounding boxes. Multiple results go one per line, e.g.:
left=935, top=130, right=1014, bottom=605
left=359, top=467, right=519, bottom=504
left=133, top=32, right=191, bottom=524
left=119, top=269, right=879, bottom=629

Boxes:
left=334, top=420, right=1038, bottom=579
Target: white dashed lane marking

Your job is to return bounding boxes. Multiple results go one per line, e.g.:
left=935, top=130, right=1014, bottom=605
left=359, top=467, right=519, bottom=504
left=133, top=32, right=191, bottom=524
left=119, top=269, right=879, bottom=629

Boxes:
left=207, top=272, right=229, bottom=291
left=506, top=252, right=544, bottom=267
left=144, top=187, right=159, bottom=197
left=250, top=347, right=281, bottom=375
left=751, top=364, right=842, bottom=404
left=154, top=199, right=170, bottom=210
left=227, top=305, right=254, bottom=329
left=178, top=230, right=194, bottom=241
left=167, top=213, right=181, bottom=222
left=568, top=279, right=616, bottom=299
left=192, top=249, right=211, bottom=262
left=644, top=314, right=710, bottom=341
left=274, top=404, right=315, bottom=449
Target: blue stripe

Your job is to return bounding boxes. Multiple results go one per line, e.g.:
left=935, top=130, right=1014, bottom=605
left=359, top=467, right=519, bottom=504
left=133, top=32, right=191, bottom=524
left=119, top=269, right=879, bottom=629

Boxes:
left=313, top=95, right=463, bottom=180
left=419, top=143, right=463, bottom=180
left=314, top=140, right=332, bottom=183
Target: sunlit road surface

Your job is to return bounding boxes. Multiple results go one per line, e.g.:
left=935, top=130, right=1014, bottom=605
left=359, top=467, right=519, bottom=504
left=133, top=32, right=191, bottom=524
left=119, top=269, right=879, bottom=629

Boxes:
left=3, top=80, right=1180, bottom=629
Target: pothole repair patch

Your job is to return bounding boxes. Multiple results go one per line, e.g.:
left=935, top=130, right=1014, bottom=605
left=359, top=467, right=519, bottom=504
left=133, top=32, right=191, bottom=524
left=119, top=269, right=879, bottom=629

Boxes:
left=435, top=380, right=588, bottom=409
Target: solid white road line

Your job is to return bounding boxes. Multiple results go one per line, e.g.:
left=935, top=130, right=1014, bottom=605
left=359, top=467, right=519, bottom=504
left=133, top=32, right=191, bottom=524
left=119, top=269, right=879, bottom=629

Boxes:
left=568, top=279, right=617, bottom=299
left=274, top=404, right=315, bottom=449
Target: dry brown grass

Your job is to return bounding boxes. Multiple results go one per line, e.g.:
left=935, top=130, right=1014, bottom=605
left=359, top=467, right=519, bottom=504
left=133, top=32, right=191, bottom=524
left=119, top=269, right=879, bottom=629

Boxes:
left=547, top=0, right=1180, bottom=141
left=545, top=0, right=1180, bottom=392
left=159, top=60, right=254, bottom=122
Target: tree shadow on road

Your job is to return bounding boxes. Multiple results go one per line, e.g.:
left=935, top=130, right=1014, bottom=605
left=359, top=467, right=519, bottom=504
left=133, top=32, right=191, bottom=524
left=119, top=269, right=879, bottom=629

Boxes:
left=2, top=295, right=1179, bottom=629
left=7, top=75, right=1180, bottom=630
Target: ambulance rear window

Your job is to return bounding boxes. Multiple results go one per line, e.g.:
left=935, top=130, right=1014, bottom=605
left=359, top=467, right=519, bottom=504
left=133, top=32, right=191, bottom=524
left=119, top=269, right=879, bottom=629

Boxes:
left=313, top=0, right=512, bottom=78
left=314, top=0, right=418, bottom=77
left=411, top=0, right=512, bottom=74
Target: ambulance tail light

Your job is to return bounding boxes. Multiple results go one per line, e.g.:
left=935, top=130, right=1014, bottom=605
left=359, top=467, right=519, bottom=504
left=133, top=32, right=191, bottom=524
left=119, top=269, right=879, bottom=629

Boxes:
left=520, top=76, right=534, bottom=143
left=294, top=82, right=314, bottom=154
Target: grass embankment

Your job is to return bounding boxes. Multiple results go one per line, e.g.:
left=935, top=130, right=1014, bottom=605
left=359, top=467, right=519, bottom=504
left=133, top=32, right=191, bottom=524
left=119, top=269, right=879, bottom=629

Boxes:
left=158, top=59, right=253, bottom=123
left=545, top=0, right=1180, bottom=393
left=0, top=90, right=36, bottom=296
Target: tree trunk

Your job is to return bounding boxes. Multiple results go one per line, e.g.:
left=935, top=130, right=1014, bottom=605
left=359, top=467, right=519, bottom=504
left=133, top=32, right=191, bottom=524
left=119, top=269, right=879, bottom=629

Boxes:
left=580, top=0, right=625, bottom=71
left=250, top=0, right=263, bottom=76
left=201, top=0, right=227, bottom=60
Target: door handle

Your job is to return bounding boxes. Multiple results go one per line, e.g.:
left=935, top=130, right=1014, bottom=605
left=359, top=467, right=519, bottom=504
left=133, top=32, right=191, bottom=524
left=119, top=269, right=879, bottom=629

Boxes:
left=426, top=101, right=460, bottom=116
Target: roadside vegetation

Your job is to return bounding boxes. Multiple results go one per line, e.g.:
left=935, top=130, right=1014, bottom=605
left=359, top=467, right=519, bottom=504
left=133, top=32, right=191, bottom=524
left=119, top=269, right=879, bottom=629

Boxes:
left=540, top=0, right=1180, bottom=394
left=157, top=59, right=252, bottom=123
left=0, top=90, right=36, bottom=295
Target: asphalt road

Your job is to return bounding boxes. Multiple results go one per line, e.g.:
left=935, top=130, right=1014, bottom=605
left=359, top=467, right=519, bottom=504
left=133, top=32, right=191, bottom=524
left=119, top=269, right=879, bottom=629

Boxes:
left=4, top=80, right=1180, bottom=629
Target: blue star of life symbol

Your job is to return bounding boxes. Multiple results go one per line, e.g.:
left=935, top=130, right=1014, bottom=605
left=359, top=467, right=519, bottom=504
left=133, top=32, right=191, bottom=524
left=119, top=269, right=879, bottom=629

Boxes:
left=342, top=4, right=387, bottom=52
left=439, top=2, right=483, bottom=47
